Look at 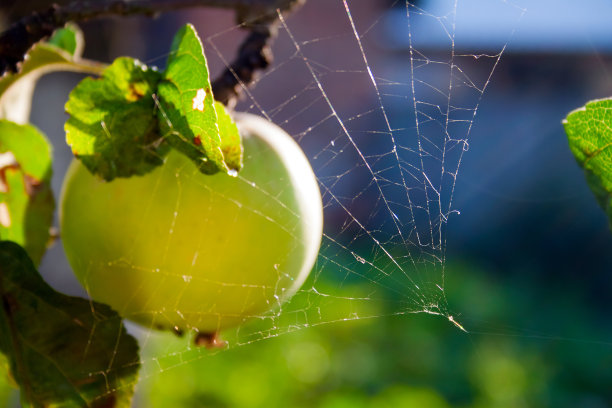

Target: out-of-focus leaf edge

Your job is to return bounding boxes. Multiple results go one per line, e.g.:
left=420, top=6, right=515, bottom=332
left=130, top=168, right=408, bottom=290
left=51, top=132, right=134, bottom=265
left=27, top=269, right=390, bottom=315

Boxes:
left=563, top=98, right=612, bottom=229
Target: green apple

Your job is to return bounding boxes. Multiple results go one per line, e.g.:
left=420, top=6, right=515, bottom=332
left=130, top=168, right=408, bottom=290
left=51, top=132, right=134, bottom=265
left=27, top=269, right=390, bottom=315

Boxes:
left=60, top=113, right=323, bottom=336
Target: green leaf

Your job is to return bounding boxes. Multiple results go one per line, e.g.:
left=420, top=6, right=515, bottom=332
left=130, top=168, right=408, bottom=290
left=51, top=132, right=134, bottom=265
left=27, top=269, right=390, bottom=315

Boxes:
left=563, top=98, right=612, bottom=226
left=157, top=24, right=241, bottom=174
left=65, top=57, right=166, bottom=181
left=0, top=121, right=54, bottom=265
left=0, top=241, right=140, bottom=408
left=0, top=25, right=103, bottom=124
left=214, top=101, right=243, bottom=173
left=47, top=24, right=82, bottom=56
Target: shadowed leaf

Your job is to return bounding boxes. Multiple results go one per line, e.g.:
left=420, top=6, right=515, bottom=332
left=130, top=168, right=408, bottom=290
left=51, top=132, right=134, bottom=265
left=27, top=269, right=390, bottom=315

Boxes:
left=0, top=241, right=140, bottom=407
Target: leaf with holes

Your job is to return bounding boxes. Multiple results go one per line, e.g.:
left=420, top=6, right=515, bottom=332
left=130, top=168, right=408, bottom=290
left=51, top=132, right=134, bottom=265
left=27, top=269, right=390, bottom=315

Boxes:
left=157, top=24, right=242, bottom=175
left=0, top=121, right=53, bottom=265
left=563, top=98, right=612, bottom=227
left=65, top=57, right=166, bottom=181
left=0, top=241, right=140, bottom=407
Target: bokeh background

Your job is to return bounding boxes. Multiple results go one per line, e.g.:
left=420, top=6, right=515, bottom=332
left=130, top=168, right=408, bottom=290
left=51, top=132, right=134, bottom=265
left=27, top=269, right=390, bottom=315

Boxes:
left=2, top=0, right=612, bottom=406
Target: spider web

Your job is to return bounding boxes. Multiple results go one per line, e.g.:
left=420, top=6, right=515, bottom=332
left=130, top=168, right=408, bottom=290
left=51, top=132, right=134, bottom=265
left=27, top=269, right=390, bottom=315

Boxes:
left=48, top=0, right=528, bottom=403
left=194, top=0, right=528, bottom=341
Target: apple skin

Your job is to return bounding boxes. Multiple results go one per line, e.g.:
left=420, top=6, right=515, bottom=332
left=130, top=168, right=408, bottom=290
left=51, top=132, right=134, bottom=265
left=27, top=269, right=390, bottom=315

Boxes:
left=60, top=113, right=323, bottom=333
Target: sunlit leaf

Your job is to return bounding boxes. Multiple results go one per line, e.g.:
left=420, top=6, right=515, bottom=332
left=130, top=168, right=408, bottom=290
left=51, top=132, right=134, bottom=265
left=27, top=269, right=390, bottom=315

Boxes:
left=563, top=98, right=612, bottom=227
left=215, top=101, right=243, bottom=173
left=157, top=24, right=241, bottom=174
left=0, top=241, right=140, bottom=408
left=0, top=121, right=53, bottom=265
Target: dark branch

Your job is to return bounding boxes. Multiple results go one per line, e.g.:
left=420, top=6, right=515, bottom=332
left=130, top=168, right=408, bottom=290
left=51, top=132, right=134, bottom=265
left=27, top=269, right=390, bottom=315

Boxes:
left=211, top=24, right=276, bottom=107
left=0, top=6, right=61, bottom=76
left=0, top=0, right=303, bottom=77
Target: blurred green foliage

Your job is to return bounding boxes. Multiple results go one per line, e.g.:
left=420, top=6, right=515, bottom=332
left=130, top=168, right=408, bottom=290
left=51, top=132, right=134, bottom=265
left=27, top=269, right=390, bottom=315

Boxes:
left=136, top=260, right=612, bottom=408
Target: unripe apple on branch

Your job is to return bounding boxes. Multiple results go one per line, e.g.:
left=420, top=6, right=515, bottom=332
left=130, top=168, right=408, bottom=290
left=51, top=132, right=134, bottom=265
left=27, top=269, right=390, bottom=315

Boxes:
left=60, top=112, right=324, bottom=343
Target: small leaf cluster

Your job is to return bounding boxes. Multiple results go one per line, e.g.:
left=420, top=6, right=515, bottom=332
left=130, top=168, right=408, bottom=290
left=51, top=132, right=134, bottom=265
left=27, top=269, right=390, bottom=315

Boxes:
left=65, top=24, right=243, bottom=181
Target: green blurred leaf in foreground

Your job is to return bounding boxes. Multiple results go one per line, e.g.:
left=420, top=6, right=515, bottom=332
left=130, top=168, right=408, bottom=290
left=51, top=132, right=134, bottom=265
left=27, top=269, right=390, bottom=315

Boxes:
left=65, top=57, right=165, bottom=181
left=0, top=24, right=103, bottom=124
left=0, top=241, right=140, bottom=408
left=0, top=121, right=54, bottom=265
left=563, top=98, right=612, bottom=227
left=157, top=24, right=242, bottom=175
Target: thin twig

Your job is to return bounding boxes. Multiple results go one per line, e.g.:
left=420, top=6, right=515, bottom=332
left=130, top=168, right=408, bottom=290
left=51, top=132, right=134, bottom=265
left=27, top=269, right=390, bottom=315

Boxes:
left=0, top=0, right=303, bottom=76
